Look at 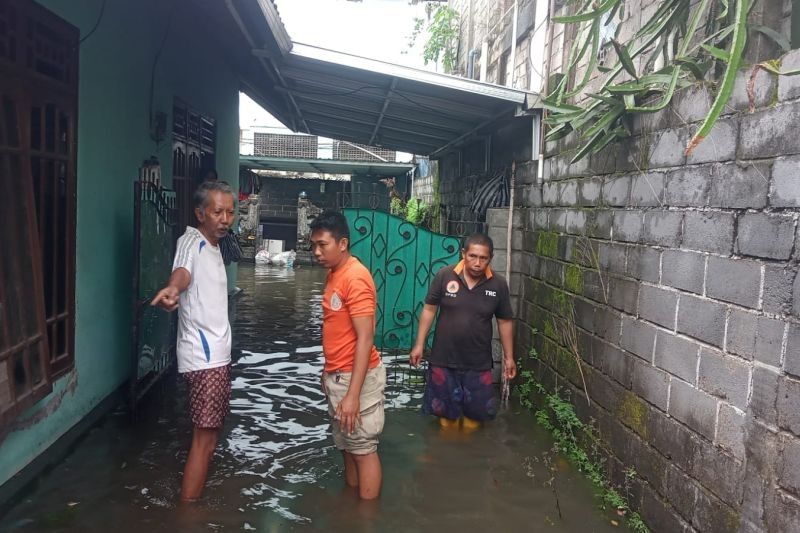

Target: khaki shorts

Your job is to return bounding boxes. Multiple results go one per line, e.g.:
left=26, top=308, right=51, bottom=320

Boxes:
left=323, top=364, right=386, bottom=455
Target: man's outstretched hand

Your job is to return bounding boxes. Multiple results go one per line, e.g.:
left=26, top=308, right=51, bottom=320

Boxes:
left=151, top=285, right=180, bottom=312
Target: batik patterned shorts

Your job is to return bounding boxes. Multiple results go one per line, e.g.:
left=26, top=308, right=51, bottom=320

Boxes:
left=184, top=364, right=231, bottom=429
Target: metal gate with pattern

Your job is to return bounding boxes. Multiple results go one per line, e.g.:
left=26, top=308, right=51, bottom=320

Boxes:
left=343, top=208, right=461, bottom=352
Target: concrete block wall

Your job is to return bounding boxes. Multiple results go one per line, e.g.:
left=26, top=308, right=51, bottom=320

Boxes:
left=412, top=173, right=436, bottom=205
left=497, top=55, right=800, bottom=532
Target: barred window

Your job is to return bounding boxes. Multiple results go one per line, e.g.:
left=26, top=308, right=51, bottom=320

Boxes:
left=0, top=0, right=78, bottom=436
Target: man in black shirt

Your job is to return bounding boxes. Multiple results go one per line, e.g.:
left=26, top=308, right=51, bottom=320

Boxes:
left=410, top=233, right=516, bottom=430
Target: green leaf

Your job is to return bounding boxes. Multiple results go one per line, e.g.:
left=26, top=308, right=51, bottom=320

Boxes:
left=623, top=94, right=636, bottom=109
left=718, top=0, right=729, bottom=18
left=544, top=112, right=584, bottom=126
left=627, top=69, right=680, bottom=112
left=570, top=129, right=609, bottom=164
left=545, top=123, right=574, bottom=142
left=611, top=39, right=638, bottom=79
left=564, top=20, right=601, bottom=98
left=702, top=44, right=730, bottom=62
left=553, top=0, right=620, bottom=24
left=687, top=0, right=749, bottom=155
left=752, top=25, right=791, bottom=52
left=587, top=93, right=625, bottom=106
left=636, top=0, right=680, bottom=36
left=582, top=106, right=624, bottom=138
left=591, top=129, right=623, bottom=153
left=675, top=57, right=709, bottom=80
left=606, top=84, right=647, bottom=94
left=570, top=101, right=605, bottom=130
left=542, top=100, right=583, bottom=113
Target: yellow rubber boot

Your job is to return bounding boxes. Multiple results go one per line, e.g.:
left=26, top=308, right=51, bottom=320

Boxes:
left=461, top=416, right=482, bottom=432
left=438, top=417, right=459, bottom=429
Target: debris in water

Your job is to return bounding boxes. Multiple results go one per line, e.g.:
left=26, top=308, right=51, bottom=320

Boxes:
left=243, top=523, right=256, bottom=531
left=141, top=488, right=149, bottom=495
left=67, top=502, right=79, bottom=507
left=611, top=520, right=619, bottom=526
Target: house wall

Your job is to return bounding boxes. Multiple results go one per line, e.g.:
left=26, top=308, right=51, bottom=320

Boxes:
left=259, top=176, right=347, bottom=220
left=489, top=56, right=800, bottom=532
left=0, top=0, right=241, bottom=488
left=450, top=0, right=538, bottom=90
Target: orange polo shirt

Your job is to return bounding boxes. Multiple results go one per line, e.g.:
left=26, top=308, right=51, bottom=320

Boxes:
left=322, top=256, right=381, bottom=373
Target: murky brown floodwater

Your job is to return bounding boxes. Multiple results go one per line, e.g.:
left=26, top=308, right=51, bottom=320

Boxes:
left=2, top=264, right=624, bottom=532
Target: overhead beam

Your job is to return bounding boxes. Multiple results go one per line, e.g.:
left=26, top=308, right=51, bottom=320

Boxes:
left=290, top=92, right=472, bottom=132
left=226, top=0, right=308, bottom=132
left=430, top=108, right=518, bottom=158
left=369, top=78, right=398, bottom=145
left=300, top=111, right=453, bottom=143
left=280, top=68, right=498, bottom=119
left=305, top=123, right=440, bottom=154
left=254, top=0, right=292, bottom=55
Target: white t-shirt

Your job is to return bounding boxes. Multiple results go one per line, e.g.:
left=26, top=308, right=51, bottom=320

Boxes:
left=173, top=227, right=232, bottom=373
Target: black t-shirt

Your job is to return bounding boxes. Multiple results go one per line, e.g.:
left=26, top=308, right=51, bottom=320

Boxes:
left=424, top=263, right=514, bottom=370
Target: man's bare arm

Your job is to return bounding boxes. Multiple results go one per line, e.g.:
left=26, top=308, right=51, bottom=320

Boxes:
left=335, top=315, right=375, bottom=434
left=497, top=318, right=516, bottom=379
left=410, top=304, right=438, bottom=367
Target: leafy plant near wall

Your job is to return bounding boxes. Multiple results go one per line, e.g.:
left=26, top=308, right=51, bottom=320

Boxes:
left=517, top=340, right=650, bottom=533
left=406, top=3, right=460, bottom=73
left=545, top=0, right=797, bottom=162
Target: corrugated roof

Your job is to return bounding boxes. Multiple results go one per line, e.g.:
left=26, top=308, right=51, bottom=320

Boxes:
left=223, top=1, right=538, bottom=157
left=265, top=43, right=534, bottom=157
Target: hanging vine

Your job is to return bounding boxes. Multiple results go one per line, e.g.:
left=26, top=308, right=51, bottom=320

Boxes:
left=545, top=0, right=796, bottom=162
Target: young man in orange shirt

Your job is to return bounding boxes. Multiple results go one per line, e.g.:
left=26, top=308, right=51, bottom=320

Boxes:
left=310, top=211, right=386, bottom=500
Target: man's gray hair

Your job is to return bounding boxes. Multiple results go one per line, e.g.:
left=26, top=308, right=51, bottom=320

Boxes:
left=194, top=180, right=234, bottom=209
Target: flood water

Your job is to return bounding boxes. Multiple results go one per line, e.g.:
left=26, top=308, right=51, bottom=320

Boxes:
left=2, top=264, right=623, bottom=532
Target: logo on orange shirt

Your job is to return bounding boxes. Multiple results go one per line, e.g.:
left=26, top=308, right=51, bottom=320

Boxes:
left=446, top=280, right=460, bottom=294
left=330, top=292, right=343, bottom=311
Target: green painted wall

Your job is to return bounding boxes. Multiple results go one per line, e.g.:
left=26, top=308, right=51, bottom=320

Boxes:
left=0, top=0, right=241, bottom=487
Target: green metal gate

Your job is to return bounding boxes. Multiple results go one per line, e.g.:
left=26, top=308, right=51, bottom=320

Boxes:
left=130, top=181, right=178, bottom=412
left=343, top=208, right=461, bottom=352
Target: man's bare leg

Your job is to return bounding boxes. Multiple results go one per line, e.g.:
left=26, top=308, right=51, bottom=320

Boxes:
left=342, top=451, right=359, bottom=488
left=352, top=452, right=382, bottom=500
left=181, top=428, right=219, bottom=501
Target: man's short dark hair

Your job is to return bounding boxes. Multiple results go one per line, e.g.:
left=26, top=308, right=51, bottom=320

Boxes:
left=462, top=232, right=494, bottom=256
left=310, top=210, right=350, bottom=243
left=194, top=180, right=233, bottom=209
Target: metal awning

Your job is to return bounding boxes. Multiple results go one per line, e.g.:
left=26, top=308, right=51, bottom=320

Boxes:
left=261, top=43, right=535, bottom=157
left=240, top=155, right=414, bottom=176
left=206, top=1, right=538, bottom=157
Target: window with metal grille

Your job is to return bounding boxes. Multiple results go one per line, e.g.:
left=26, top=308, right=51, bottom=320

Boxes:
left=0, top=0, right=78, bottom=436
left=172, top=99, right=216, bottom=231
left=332, top=141, right=396, bottom=162
left=253, top=133, right=318, bottom=159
